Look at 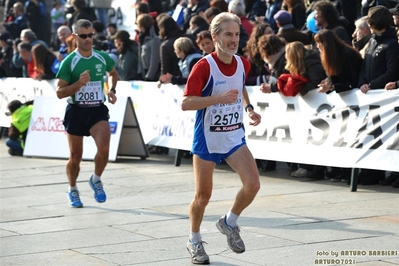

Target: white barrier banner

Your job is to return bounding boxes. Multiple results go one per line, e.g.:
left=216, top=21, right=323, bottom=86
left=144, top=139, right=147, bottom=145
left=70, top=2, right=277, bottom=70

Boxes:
left=23, top=96, right=129, bottom=161
left=115, top=81, right=398, bottom=172
left=0, top=79, right=398, bottom=171
left=0, top=78, right=57, bottom=127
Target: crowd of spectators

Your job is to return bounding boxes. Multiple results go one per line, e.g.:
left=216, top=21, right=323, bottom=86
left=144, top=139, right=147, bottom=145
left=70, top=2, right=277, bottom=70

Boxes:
left=0, top=0, right=398, bottom=186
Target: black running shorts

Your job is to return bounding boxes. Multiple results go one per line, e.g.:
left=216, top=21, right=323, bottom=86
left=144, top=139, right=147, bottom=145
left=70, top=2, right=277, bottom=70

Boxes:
left=63, top=104, right=110, bottom=136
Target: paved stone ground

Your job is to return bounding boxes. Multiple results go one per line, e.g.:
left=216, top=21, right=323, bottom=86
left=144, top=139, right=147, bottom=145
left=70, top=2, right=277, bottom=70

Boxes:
left=0, top=138, right=398, bottom=265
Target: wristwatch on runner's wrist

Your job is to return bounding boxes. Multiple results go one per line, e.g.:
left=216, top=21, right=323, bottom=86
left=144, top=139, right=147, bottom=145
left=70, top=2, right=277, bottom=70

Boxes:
left=245, top=104, right=254, bottom=112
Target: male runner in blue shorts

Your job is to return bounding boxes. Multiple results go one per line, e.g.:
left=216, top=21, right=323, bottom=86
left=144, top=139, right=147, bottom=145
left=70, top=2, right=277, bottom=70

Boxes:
left=56, top=19, right=118, bottom=208
left=182, top=12, right=262, bottom=264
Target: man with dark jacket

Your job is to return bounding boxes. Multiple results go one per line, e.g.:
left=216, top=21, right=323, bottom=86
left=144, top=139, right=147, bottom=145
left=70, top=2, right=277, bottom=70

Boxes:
left=182, top=0, right=210, bottom=32
left=0, top=31, right=23, bottom=77
left=357, top=5, right=399, bottom=185
left=313, top=0, right=351, bottom=44
left=1, top=2, right=28, bottom=39
left=359, top=6, right=399, bottom=92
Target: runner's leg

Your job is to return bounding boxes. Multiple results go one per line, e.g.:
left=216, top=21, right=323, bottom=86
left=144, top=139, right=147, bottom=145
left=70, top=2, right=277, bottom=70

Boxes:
left=189, top=155, right=215, bottom=233
left=90, top=120, right=111, bottom=176
left=66, top=133, right=83, bottom=186
left=225, top=145, right=260, bottom=216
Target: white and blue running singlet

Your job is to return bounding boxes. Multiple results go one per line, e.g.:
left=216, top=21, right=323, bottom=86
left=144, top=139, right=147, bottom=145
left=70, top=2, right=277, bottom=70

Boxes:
left=192, top=54, right=246, bottom=155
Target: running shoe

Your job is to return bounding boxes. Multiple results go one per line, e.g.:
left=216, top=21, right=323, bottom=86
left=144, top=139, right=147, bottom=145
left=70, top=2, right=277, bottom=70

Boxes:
left=187, top=240, right=210, bottom=264
left=67, top=190, right=83, bottom=208
left=216, top=215, right=245, bottom=253
left=89, top=175, right=107, bottom=203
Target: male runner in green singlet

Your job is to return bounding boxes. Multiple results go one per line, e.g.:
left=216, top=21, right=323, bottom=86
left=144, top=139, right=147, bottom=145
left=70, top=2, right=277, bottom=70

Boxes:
left=56, top=19, right=118, bottom=208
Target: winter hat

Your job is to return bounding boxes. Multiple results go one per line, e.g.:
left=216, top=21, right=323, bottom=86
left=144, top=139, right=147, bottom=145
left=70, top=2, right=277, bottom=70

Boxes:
left=367, top=5, right=393, bottom=29
left=110, top=30, right=130, bottom=41
left=274, top=10, right=292, bottom=26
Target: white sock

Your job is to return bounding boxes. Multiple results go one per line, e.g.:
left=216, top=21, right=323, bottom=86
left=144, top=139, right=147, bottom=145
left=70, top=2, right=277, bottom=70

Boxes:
left=189, top=231, right=202, bottom=243
left=69, top=185, right=78, bottom=191
left=92, top=174, right=101, bottom=183
left=226, top=210, right=239, bottom=228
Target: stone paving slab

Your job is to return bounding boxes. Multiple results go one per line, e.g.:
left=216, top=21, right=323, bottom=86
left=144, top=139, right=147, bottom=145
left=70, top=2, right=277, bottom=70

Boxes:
left=1, top=140, right=398, bottom=265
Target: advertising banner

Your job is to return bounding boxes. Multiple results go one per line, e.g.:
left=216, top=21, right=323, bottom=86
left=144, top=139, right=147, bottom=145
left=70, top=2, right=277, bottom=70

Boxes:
left=1, top=78, right=398, bottom=171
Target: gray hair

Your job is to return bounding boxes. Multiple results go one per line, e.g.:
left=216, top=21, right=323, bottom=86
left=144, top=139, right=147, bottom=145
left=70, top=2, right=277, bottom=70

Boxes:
left=173, top=37, right=194, bottom=54
left=72, top=19, right=93, bottom=33
left=228, top=0, right=246, bottom=17
left=20, top=29, right=36, bottom=41
left=210, top=12, right=241, bottom=36
left=355, top=16, right=370, bottom=31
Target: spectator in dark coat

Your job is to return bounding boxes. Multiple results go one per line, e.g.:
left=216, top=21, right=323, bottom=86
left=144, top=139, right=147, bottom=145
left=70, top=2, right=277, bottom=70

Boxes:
left=262, top=0, right=283, bottom=33
left=257, top=35, right=289, bottom=94
left=274, top=10, right=310, bottom=45
left=156, top=15, right=196, bottom=78
left=183, top=0, right=210, bottom=32
left=282, top=0, right=306, bottom=30
left=67, top=0, right=96, bottom=29
left=0, top=52, right=8, bottom=77
left=188, top=15, right=209, bottom=36
left=359, top=6, right=399, bottom=92
left=0, top=31, right=22, bottom=77
left=160, top=36, right=202, bottom=85
left=285, top=41, right=326, bottom=96
left=2, top=2, right=28, bottom=39
left=136, top=13, right=162, bottom=81
left=245, top=0, right=267, bottom=22
left=356, top=6, right=399, bottom=186
left=24, top=0, right=47, bottom=41
left=313, top=0, right=351, bottom=44
left=244, top=22, right=274, bottom=86
left=314, top=29, right=363, bottom=94
left=31, top=43, right=58, bottom=80
left=111, top=30, right=139, bottom=81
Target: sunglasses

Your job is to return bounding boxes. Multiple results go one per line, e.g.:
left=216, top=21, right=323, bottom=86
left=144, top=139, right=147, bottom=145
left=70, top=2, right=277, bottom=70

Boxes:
left=74, top=33, right=95, bottom=39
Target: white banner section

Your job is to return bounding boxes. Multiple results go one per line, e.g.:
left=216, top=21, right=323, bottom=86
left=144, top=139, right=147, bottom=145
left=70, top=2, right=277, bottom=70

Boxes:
left=0, top=78, right=398, bottom=171
left=0, top=78, right=58, bottom=127
left=23, top=96, right=148, bottom=161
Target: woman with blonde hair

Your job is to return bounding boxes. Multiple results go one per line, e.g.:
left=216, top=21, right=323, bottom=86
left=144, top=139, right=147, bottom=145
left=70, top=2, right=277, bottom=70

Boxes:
left=280, top=41, right=326, bottom=96
left=160, top=36, right=202, bottom=85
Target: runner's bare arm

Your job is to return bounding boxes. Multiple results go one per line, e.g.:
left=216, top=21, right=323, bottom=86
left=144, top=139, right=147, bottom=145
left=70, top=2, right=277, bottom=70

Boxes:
left=107, top=67, right=118, bottom=92
left=182, top=89, right=239, bottom=111
left=56, top=70, right=90, bottom=99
